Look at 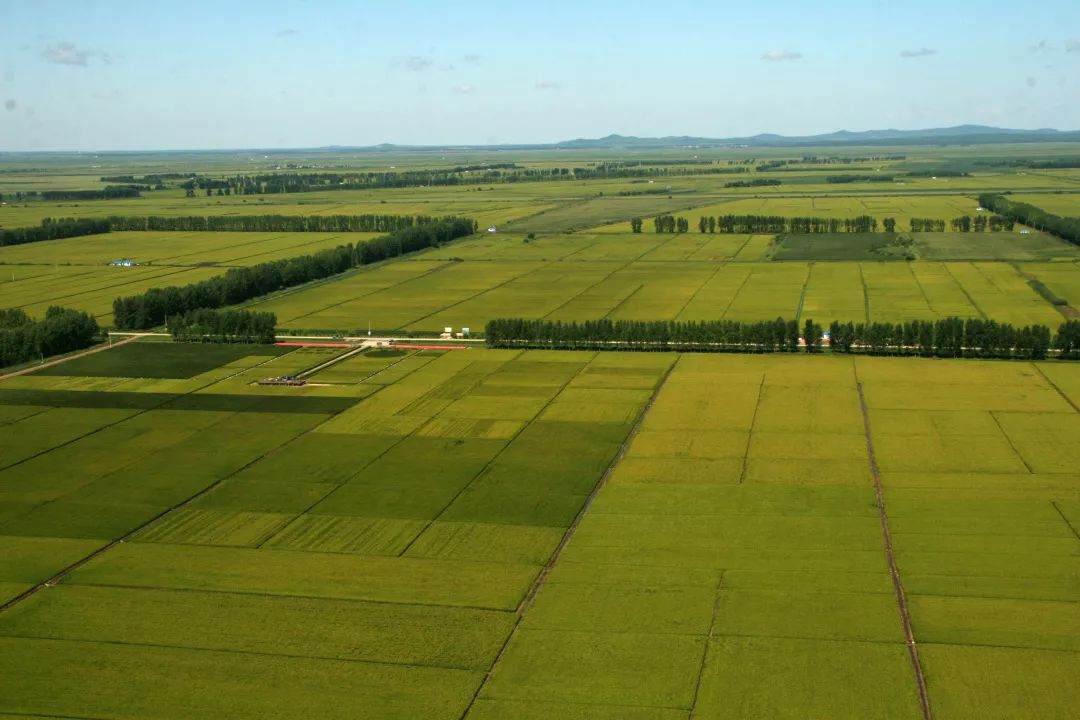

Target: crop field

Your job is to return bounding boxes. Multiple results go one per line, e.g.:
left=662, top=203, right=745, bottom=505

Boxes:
left=0, top=341, right=676, bottom=719
left=1, top=343, right=1076, bottom=718
left=0, top=231, right=383, bottom=324
left=249, top=249, right=1071, bottom=332
left=473, top=353, right=1080, bottom=718
left=2, top=141, right=1080, bottom=718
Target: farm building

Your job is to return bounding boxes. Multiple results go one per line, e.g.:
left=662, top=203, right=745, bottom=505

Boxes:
left=109, top=259, right=134, bottom=267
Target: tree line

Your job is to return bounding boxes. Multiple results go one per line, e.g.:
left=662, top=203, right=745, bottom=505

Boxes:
left=113, top=217, right=475, bottom=330
left=828, top=318, right=1055, bottom=359
left=0, top=214, right=463, bottom=247
left=170, top=309, right=277, bottom=344
left=0, top=218, right=112, bottom=247
left=0, top=306, right=101, bottom=369
left=724, top=179, right=782, bottom=188
left=644, top=214, right=881, bottom=234
left=978, top=193, right=1080, bottom=246
left=949, top=215, right=1015, bottom=232
left=485, top=316, right=1079, bottom=361
left=0, top=186, right=141, bottom=203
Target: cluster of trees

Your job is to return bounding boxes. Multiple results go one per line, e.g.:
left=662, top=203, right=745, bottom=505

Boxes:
left=0, top=214, right=463, bottom=248
left=0, top=187, right=141, bottom=202
left=650, top=214, right=881, bottom=234
left=987, top=159, right=1080, bottom=170
left=724, top=179, right=782, bottom=188
left=101, top=172, right=192, bottom=185
left=828, top=318, right=1055, bottom=359
left=1057, top=321, right=1080, bottom=359
left=826, top=174, right=896, bottom=184
left=0, top=306, right=100, bottom=369
left=105, top=213, right=444, bottom=233
left=39, top=186, right=142, bottom=201
left=113, top=217, right=475, bottom=330
left=485, top=316, right=1080, bottom=361
left=904, top=169, right=969, bottom=177
left=485, top=317, right=807, bottom=352
left=653, top=215, right=691, bottom=233
left=171, top=164, right=751, bottom=196
left=948, top=215, right=1015, bottom=232
left=170, top=309, right=277, bottom=344
left=0, top=217, right=111, bottom=247
left=755, top=155, right=905, bottom=172
left=979, top=193, right=1080, bottom=245
left=909, top=218, right=948, bottom=232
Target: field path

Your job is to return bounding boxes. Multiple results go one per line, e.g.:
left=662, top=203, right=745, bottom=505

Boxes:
left=456, top=355, right=682, bottom=719
left=0, top=334, right=145, bottom=383
left=854, top=361, right=934, bottom=720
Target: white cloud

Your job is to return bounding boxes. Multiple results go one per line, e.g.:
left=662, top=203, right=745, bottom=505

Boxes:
left=276, top=29, right=300, bottom=38
left=4, top=99, right=15, bottom=112
left=534, top=80, right=561, bottom=90
left=403, top=56, right=434, bottom=72
left=761, top=49, right=802, bottom=62
left=42, top=41, right=106, bottom=66
left=899, top=48, right=937, bottom=58
left=1026, top=76, right=1038, bottom=88
left=1067, top=39, right=1080, bottom=53
left=1028, top=40, right=1052, bottom=53
left=463, top=54, right=481, bottom=64
left=452, top=84, right=476, bottom=94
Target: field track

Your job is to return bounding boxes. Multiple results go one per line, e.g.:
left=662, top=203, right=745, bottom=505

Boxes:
left=458, top=356, right=681, bottom=719
left=856, top=367, right=933, bottom=720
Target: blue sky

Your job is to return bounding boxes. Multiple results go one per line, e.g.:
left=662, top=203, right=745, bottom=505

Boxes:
left=1, top=0, right=1078, bottom=150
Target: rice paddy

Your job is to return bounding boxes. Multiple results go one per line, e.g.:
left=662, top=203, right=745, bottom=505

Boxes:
left=1, top=344, right=1075, bottom=718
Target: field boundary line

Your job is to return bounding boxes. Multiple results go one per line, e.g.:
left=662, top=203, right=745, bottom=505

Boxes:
left=738, top=374, right=767, bottom=484
left=540, top=258, right=636, bottom=319
left=601, top=283, right=645, bottom=320
left=454, top=354, right=681, bottom=720
left=854, top=361, right=933, bottom=720
left=942, top=262, right=988, bottom=320
left=988, top=411, right=1035, bottom=474
left=858, top=263, right=871, bottom=325
left=718, top=266, right=754, bottom=320
left=907, top=263, right=937, bottom=316
left=273, top=260, right=456, bottom=325
left=401, top=262, right=550, bottom=331
left=673, top=261, right=727, bottom=320
left=1050, top=501, right=1080, bottom=542
left=794, top=262, right=814, bottom=323
left=2, top=632, right=486, bottom=675
left=688, top=571, right=726, bottom=718
left=1031, top=363, right=1080, bottom=414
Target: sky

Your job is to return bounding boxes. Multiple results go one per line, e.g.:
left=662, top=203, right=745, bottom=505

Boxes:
left=1, top=0, right=1078, bottom=151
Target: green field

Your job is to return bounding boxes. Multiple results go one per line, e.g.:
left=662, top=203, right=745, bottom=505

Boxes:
left=2, top=142, right=1080, bottom=718
left=0, top=343, right=1076, bottom=718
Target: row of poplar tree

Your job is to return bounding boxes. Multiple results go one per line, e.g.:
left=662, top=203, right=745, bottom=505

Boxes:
left=169, top=309, right=277, bottom=344
left=630, top=214, right=1015, bottom=235
left=485, top=317, right=1080, bottom=360
left=0, top=214, right=464, bottom=247
left=113, top=217, right=475, bottom=330
left=0, top=307, right=100, bottom=368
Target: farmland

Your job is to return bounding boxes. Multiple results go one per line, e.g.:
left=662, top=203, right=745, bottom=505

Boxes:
left=1, top=140, right=1080, bottom=718
left=0, top=343, right=1076, bottom=718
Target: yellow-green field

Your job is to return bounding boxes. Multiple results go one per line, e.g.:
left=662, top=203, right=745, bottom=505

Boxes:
left=1, top=344, right=1076, bottom=719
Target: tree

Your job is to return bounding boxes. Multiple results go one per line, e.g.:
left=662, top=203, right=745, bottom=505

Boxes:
left=883, top=217, right=896, bottom=233
left=630, top=217, right=643, bottom=233
left=698, top=216, right=708, bottom=233
left=803, top=318, right=822, bottom=352
left=708, top=216, right=716, bottom=234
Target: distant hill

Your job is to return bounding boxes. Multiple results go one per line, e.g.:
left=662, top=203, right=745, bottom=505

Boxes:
left=550, top=126, right=1080, bottom=149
